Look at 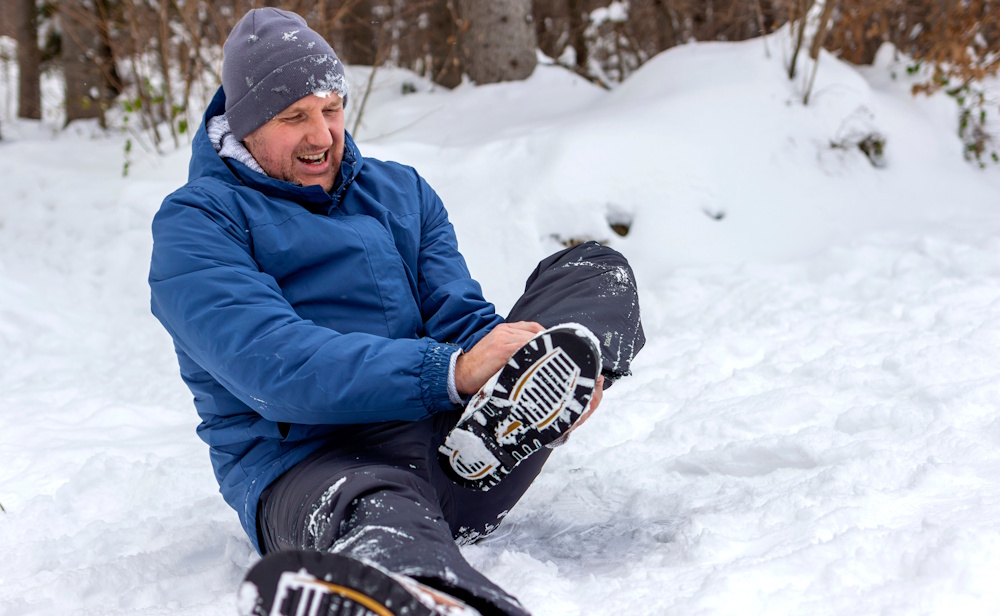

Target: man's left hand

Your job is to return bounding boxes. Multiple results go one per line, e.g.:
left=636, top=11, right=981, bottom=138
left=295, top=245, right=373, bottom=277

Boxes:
left=571, top=374, right=604, bottom=432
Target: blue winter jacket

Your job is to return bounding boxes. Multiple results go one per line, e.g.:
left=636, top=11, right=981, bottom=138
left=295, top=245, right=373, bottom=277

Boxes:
left=149, top=87, right=502, bottom=551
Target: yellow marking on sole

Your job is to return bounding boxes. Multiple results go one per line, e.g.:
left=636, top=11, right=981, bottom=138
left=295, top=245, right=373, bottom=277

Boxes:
left=310, top=581, right=395, bottom=616
left=530, top=372, right=578, bottom=429
left=501, top=421, right=523, bottom=437
left=511, top=349, right=557, bottom=400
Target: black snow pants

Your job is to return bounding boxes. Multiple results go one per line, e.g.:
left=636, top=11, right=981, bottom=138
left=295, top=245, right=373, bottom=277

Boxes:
left=256, top=242, right=645, bottom=616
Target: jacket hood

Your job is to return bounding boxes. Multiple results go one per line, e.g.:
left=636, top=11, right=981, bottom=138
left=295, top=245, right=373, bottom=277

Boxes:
left=189, top=86, right=363, bottom=212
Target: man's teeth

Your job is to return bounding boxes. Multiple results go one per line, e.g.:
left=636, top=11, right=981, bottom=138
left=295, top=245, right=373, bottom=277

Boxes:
left=299, top=152, right=327, bottom=163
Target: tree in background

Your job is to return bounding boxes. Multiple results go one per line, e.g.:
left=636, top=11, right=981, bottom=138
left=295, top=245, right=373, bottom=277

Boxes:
left=788, top=0, right=1000, bottom=163
left=533, top=0, right=786, bottom=84
left=0, top=0, right=994, bottom=163
left=60, top=0, right=107, bottom=126
left=534, top=0, right=595, bottom=76
left=331, top=0, right=379, bottom=67
left=456, top=0, right=537, bottom=84
left=16, top=0, right=41, bottom=120
left=425, top=0, right=462, bottom=88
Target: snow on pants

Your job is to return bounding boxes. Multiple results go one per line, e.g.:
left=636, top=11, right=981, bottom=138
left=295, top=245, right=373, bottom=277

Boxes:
left=256, top=241, right=645, bottom=616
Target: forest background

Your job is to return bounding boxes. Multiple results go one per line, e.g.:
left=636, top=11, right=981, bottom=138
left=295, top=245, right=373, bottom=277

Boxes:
left=0, top=0, right=998, bottom=166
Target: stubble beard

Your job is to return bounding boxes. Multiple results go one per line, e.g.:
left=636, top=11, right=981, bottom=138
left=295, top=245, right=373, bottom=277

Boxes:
left=245, top=136, right=341, bottom=193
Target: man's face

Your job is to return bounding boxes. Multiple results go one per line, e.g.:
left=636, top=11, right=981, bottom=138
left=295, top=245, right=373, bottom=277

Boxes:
left=244, top=93, right=345, bottom=193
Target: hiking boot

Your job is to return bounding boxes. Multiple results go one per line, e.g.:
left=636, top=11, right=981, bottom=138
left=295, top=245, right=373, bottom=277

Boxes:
left=238, top=549, right=480, bottom=616
left=438, top=323, right=602, bottom=491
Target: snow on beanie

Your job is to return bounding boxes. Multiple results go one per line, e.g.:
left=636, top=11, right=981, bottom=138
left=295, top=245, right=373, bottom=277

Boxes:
left=222, top=8, right=349, bottom=141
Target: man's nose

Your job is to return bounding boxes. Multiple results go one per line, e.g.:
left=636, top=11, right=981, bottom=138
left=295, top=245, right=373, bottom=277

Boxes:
left=304, top=113, right=333, bottom=146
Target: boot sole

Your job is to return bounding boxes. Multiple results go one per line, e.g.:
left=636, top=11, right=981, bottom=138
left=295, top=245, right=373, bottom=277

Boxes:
left=238, top=549, right=434, bottom=616
left=438, top=324, right=601, bottom=491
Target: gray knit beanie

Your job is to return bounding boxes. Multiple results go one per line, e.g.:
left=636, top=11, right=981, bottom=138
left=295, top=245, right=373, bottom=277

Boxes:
left=222, top=8, right=349, bottom=141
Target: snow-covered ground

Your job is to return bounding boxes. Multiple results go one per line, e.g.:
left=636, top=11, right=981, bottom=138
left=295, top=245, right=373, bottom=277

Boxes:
left=1, top=34, right=999, bottom=615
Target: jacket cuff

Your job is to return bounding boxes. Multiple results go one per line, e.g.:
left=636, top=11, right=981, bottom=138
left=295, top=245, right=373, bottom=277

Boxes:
left=421, top=342, right=462, bottom=412
left=446, top=348, right=465, bottom=405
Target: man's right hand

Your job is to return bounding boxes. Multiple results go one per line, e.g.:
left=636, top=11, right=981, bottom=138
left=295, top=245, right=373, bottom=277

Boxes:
left=454, top=321, right=545, bottom=396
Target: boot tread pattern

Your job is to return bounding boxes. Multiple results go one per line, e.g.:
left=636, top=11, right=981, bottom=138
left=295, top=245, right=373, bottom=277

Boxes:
left=438, top=324, right=601, bottom=491
left=239, top=550, right=435, bottom=616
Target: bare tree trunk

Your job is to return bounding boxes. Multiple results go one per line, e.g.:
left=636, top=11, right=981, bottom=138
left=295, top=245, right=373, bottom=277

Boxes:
left=753, top=0, right=772, bottom=57
left=317, top=0, right=331, bottom=42
left=337, top=0, right=378, bottom=66
left=808, top=0, right=835, bottom=60
left=456, top=0, right=537, bottom=84
left=93, top=0, right=122, bottom=101
left=567, top=0, right=588, bottom=70
left=16, top=0, right=42, bottom=120
left=803, top=0, right=836, bottom=104
left=652, top=0, right=680, bottom=53
left=157, top=0, right=179, bottom=147
left=531, top=0, right=562, bottom=62
left=429, top=0, right=463, bottom=88
left=122, top=0, right=162, bottom=145
left=787, top=0, right=814, bottom=79
left=61, top=0, right=105, bottom=127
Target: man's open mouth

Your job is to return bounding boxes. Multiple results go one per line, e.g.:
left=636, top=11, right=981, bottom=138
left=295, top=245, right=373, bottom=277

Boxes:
left=298, top=151, right=328, bottom=165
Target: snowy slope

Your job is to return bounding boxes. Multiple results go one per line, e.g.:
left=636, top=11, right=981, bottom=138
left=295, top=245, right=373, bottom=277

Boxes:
left=1, top=34, right=999, bottom=615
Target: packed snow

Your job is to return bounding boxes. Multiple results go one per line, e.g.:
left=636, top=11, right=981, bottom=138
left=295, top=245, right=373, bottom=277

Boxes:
left=1, top=33, right=999, bottom=615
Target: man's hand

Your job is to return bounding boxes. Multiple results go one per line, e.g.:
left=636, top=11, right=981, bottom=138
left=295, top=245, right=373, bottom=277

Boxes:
left=454, top=321, right=545, bottom=396
left=547, top=374, right=605, bottom=448
left=570, top=374, right=604, bottom=430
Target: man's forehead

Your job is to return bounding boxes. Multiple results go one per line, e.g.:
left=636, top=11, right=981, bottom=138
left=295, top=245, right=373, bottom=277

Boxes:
left=282, top=92, right=343, bottom=113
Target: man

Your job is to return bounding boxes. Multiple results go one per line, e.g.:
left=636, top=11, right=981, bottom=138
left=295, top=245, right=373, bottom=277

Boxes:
left=149, top=8, right=644, bottom=616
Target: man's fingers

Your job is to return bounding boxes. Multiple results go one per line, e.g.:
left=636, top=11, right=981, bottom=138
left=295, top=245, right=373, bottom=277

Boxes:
left=503, top=321, right=545, bottom=334
left=589, top=375, right=604, bottom=412
left=488, top=323, right=541, bottom=355
left=564, top=375, right=604, bottom=439
left=454, top=322, right=551, bottom=395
